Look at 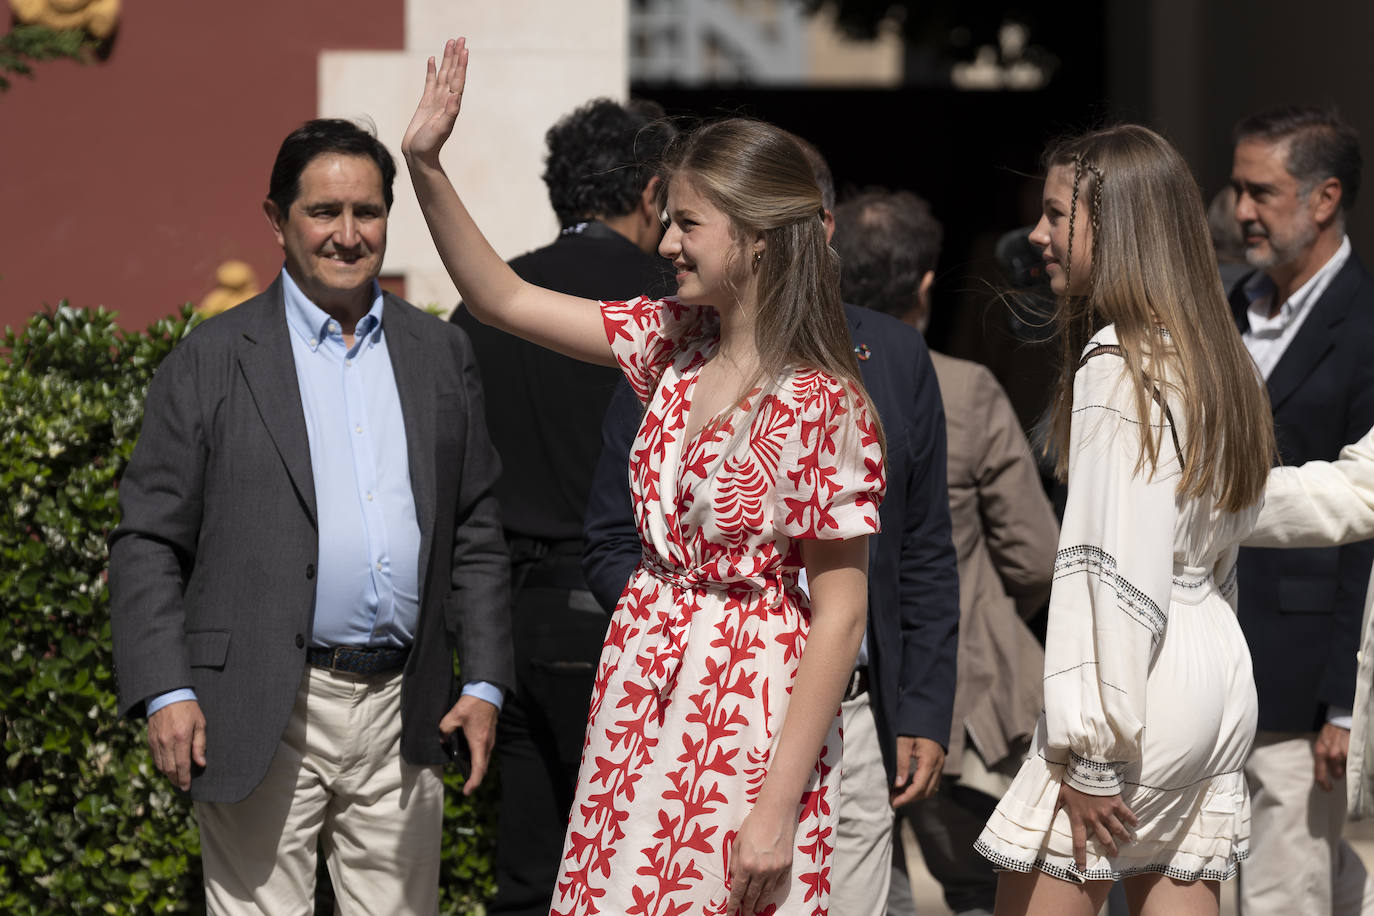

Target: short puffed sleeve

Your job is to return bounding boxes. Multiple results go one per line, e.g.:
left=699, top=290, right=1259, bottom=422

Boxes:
left=774, top=370, right=885, bottom=539
left=601, top=296, right=713, bottom=404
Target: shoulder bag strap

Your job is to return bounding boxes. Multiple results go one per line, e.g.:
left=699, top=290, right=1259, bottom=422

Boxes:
left=1078, top=344, right=1185, bottom=472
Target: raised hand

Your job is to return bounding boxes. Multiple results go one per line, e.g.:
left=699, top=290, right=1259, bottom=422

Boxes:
left=402, top=37, right=468, bottom=165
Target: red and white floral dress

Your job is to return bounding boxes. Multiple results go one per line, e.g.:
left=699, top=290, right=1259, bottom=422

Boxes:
left=551, top=297, right=885, bottom=916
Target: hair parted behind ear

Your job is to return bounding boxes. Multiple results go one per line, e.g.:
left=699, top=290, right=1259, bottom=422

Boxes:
left=1042, top=124, right=1275, bottom=512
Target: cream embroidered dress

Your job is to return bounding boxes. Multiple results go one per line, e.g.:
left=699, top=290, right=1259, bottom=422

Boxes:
left=552, top=296, right=886, bottom=915
left=976, top=325, right=1261, bottom=882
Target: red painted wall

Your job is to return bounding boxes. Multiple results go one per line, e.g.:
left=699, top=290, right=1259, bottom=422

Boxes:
left=1, top=0, right=404, bottom=331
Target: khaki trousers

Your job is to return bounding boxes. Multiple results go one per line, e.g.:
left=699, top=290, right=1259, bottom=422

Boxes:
left=1240, top=730, right=1374, bottom=916
left=830, top=692, right=894, bottom=916
left=195, top=666, right=444, bottom=916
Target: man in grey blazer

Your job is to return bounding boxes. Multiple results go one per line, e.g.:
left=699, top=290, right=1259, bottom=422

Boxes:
left=109, top=119, right=512, bottom=914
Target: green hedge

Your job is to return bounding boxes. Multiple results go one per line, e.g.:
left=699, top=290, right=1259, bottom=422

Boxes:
left=0, top=304, right=495, bottom=913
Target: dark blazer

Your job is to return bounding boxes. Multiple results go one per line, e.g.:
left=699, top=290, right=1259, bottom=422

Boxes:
left=451, top=222, right=672, bottom=543
left=582, top=304, right=960, bottom=779
left=1232, top=252, right=1374, bottom=731
left=109, top=277, right=512, bottom=803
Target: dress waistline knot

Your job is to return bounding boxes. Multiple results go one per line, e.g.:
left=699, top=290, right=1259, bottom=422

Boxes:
left=637, top=554, right=792, bottom=699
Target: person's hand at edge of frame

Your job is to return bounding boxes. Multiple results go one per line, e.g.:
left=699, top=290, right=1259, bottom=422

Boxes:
left=439, top=693, right=498, bottom=796
left=148, top=700, right=207, bottom=792
left=890, top=734, right=944, bottom=807
left=1315, top=721, right=1351, bottom=791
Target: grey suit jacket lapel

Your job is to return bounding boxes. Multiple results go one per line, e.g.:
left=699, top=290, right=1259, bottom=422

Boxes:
left=383, top=295, right=438, bottom=593
left=237, top=277, right=318, bottom=526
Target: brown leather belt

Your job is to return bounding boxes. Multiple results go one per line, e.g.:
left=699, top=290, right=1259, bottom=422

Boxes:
left=307, top=645, right=409, bottom=676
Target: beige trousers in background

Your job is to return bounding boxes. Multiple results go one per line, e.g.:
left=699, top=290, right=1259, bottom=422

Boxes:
left=1241, top=730, right=1374, bottom=916
left=195, top=666, right=444, bottom=916
left=830, top=692, right=894, bottom=916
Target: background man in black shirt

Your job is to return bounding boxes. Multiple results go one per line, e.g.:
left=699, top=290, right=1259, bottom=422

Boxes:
left=449, top=98, right=674, bottom=916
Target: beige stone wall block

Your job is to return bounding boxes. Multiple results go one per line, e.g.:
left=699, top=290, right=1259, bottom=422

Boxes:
left=406, top=0, right=627, bottom=56
left=805, top=4, right=901, bottom=86
left=318, top=0, right=628, bottom=312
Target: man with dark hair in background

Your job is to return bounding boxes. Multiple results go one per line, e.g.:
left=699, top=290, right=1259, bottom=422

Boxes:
left=110, top=118, right=511, bottom=913
left=583, top=139, right=961, bottom=916
left=450, top=98, right=674, bottom=916
left=832, top=190, right=1058, bottom=916
left=1228, top=104, right=1374, bottom=915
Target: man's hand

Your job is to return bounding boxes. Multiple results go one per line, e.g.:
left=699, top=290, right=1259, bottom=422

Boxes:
left=1055, top=782, right=1138, bottom=870
left=1315, top=721, right=1351, bottom=791
left=439, top=694, right=498, bottom=795
left=147, top=700, right=207, bottom=792
left=890, top=735, right=945, bottom=807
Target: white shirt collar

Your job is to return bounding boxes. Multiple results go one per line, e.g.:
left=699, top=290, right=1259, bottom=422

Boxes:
left=1244, top=235, right=1351, bottom=335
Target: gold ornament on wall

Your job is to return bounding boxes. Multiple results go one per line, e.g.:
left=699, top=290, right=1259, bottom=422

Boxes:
left=8, top=0, right=121, bottom=40
left=199, top=261, right=260, bottom=317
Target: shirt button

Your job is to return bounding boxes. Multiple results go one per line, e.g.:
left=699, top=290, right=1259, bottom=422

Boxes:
left=306, top=563, right=316, bottom=579
left=366, top=492, right=373, bottom=501
left=345, top=359, right=352, bottom=367
left=355, top=425, right=363, bottom=434
left=295, top=634, right=305, bottom=649
left=375, top=561, right=383, bottom=571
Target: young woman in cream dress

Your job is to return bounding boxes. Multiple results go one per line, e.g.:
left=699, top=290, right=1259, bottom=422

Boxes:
left=975, top=125, right=1277, bottom=916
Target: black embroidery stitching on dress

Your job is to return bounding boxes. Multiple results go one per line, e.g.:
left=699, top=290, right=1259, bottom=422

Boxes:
left=1056, top=545, right=1167, bottom=639
left=974, top=839, right=1244, bottom=884
left=1219, top=564, right=1238, bottom=601
left=1077, top=343, right=1186, bottom=472
left=1070, top=403, right=1171, bottom=431
left=1067, top=771, right=1122, bottom=791
left=1042, top=661, right=1127, bottom=694
left=1036, top=751, right=1246, bottom=793
left=1069, top=751, right=1123, bottom=771
left=1066, top=751, right=1125, bottom=790
left=1067, top=403, right=1181, bottom=477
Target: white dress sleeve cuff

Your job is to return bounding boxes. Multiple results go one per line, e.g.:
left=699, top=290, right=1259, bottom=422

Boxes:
left=1065, top=750, right=1126, bottom=796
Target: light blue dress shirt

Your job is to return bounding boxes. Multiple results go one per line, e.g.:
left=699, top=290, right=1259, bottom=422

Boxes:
left=284, top=270, right=420, bottom=647
left=147, top=268, right=500, bottom=715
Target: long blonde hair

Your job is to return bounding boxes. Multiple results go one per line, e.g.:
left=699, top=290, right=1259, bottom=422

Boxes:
left=658, top=118, right=884, bottom=453
left=1045, top=124, right=1275, bottom=512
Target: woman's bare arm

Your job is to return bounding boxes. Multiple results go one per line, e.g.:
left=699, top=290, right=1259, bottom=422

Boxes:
left=402, top=39, right=614, bottom=365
